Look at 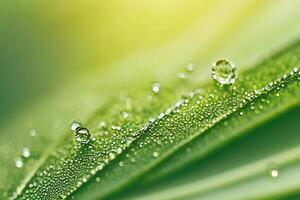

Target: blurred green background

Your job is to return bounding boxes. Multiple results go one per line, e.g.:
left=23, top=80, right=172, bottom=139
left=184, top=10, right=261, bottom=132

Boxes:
left=0, top=0, right=212, bottom=124
left=1, top=0, right=300, bottom=126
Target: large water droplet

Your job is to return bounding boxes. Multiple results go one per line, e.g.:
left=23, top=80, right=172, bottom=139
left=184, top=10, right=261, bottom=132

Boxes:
left=212, top=59, right=237, bottom=85
left=75, top=127, right=91, bottom=144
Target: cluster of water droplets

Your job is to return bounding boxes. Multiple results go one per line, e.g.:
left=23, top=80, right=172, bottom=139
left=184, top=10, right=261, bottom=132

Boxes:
left=14, top=58, right=300, bottom=199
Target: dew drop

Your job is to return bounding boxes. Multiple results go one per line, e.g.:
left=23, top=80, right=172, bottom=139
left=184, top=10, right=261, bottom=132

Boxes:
left=153, top=151, right=160, bottom=158
left=96, top=177, right=101, bottom=182
left=186, top=63, right=194, bottom=72
left=15, top=158, right=23, bottom=168
left=111, top=125, right=121, bottom=131
left=212, top=59, right=237, bottom=85
left=151, top=82, right=160, bottom=94
left=22, top=147, right=30, bottom=158
left=29, top=129, right=37, bottom=137
left=267, top=164, right=279, bottom=178
left=98, top=121, right=107, bottom=129
left=122, top=112, right=129, bottom=119
left=178, top=73, right=186, bottom=79
left=158, top=112, right=165, bottom=119
left=70, top=121, right=81, bottom=132
left=74, top=127, right=91, bottom=144
left=270, top=168, right=279, bottom=178
left=109, top=152, right=116, bottom=160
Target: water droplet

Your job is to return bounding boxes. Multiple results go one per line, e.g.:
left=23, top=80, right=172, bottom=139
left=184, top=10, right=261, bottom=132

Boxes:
left=22, top=147, right=30, bottom=158
left=111, top=125, right=121, bottom=131
left=267, top=164, right=279, bottom=178
left=122, top=112, right=129, bottom=119
left=29, top=129, right=37, bottom=137
left=109, top=152, right=116, bottom=160
left=153, top=151, right=160, bottom=158
left=118, top=161, right=124, bottom=167
left=98, top=121, right=107, bottom=129
left=151, top=82, right=160, bottom=94
left=96, top=177, right=101, bottom=182
left=158, top=112, right=165, bottom=119
left=186, top=63, right=194, bottom=72
left=70, top=121, right=81, bottom=132
left=75, top=128, right=91, bottom=144
left=15, top=158, right=23, bottom=168
left=293, top=67, right=299, bottom=73
left=178, top=73, right=186, bottom=79
left=270, top=168, right=279, bottom=178
left=212, top=59, right=237, bottom=85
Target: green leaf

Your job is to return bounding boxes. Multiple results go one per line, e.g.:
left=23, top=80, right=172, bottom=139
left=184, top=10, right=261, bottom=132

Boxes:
left=8, top=35, right=300, bottom=200
left=1, top=1, right=300, bottom=200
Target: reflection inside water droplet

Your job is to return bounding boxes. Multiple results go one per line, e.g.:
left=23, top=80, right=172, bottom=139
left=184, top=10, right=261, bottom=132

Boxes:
left=212, top=59, right=237, bottom=85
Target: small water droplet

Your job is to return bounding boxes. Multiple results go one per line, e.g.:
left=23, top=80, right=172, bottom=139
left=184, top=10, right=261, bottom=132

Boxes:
left=151, top=82, right=160, bottom=94
left=96, top=177, right=101, bottom=182
left=178, top=73, right=186, bottom=79
left=267, top=164, right=279, bottom=178
left=122, top=112, right=129, bottom=119
left=29, top=129, right=37, bottom=137
left=212, top=59, right=237, bottom=85
left=186, top=63, right=194, bottom=72
left=118, top=161, right=124, bottom=167
left=270, top=168, right=279, bottom=178
left=111, top=125, right=121, bottom=131
left=153, top=151, right=160, bottom=158
left=15, top=158, right=23, bottom=168
left=70, top=121, right=81, bottom=132
left=109, top=152, right=116, bottom=160
left=98, top=121, right=107, bottom=129
left=158, top=112, right=165, bottom=119
left=75, top=127, right=91, bottom=144
left=22, top=147, right=30, bottom=158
